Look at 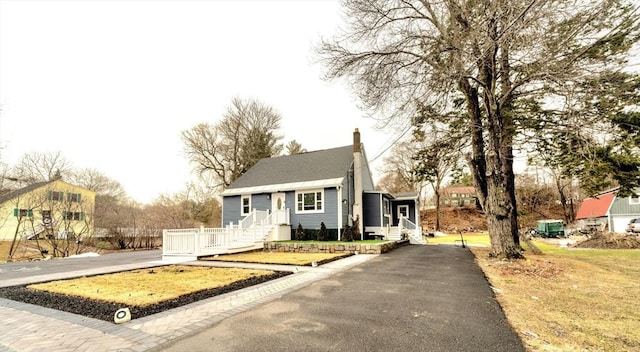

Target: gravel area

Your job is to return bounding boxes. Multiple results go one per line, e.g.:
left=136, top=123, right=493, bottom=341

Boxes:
left=0, top=271, right=291, bottom=322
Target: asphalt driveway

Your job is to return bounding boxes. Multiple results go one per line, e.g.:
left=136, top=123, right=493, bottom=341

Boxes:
left=153, top=245, right=525, bottom=352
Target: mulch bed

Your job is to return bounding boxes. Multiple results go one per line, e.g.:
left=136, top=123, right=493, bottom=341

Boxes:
left=0, top=271, right=291, bottom=322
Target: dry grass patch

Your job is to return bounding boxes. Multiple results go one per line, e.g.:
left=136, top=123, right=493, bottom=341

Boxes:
left=426, top=232, right=491, bottom=247
left=1, top=239, right=122, bottom=263
left=204, top=251, right=350, bottom=266
left=28, top=265, right=275, bottom=307
left=471, top=246, right=640, bottom=352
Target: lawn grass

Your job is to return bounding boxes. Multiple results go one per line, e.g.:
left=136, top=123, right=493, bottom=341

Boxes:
left=202, top=251, right=350, bottom=266
left=426, top=233, right=639, bottom=350
left=0, top=240, right=51, bottom=263
left=426, top=232, right=492, bottom=247
left=0, top=239, right=118, bottom=263
left=467, top=239, right=640, bottom=351
left=27, top=265, right=276, bottom=307
left=274, top=240, right=386, bottom=244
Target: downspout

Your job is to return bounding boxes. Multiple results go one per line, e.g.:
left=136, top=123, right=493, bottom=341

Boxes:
left=353, top=128, right=364, bottom=237
left=337, top=185, right=343, bottom=241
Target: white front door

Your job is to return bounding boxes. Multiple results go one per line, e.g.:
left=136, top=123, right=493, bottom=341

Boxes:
left=271, top=193, right=287, bottom=224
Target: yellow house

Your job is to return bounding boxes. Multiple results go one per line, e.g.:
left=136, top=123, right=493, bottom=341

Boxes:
left=0, top=179, right=96, bottom=241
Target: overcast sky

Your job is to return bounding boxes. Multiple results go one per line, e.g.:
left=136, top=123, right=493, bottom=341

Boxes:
left=0, top=0, right=404, bottom=203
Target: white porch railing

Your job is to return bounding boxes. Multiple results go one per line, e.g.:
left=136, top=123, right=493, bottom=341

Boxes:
left=268, top=209, right=290, bottom=226
left=239, top=210, right=269, bottom=228
left=399, top=216, right=426, bottom=244
left=162, top=208, right=290, bottom=259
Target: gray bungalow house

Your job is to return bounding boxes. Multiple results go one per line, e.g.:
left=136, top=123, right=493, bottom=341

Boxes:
left=220, top=129, right=423, bottom=242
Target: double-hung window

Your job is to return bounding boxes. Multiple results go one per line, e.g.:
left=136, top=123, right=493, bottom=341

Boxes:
left=63, top=211, right=84, bottom=221
left=48, top=191, right=64, bottom=201
left=630, top=195, right=640, bottom=205
left=296, top=190, right=323, bottom=213
left=241, top=195, right=251, bottom=216
left=13, top=208, right=33, bottom=218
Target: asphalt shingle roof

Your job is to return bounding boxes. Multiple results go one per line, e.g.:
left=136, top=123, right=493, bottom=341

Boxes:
left=0, top=181, right=52, bottom=204
left=226, top=145, right=354, bottom=190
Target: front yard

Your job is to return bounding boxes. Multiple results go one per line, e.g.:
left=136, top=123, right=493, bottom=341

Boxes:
left=2, top=235, right=638, bottom=351
left=433, top=232, right=640, bottom=352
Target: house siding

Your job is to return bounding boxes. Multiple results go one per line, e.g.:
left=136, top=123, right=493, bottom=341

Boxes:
left=223, top=188, right=341, bottom=230
left=609, top=194, right=640, bottom=215
left=363, top=193, right=382, bottom=227
left=222, top=195, right=241, bottom=225
left=608, top=189, right=640, bottom=232
left=252, top=194, right=270, bottom=212
left=290, top=187, right=339, bottom=229
left=342, top=176, right=352, bottom=227
left=360, top=151, right=375, bottom=191
left=223, top=194, right=271, bottom=225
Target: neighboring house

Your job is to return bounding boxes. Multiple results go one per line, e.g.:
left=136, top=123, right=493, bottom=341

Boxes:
left=575, top=188, right=640, bottom=233
left=221, top=129, right=422, bottom=241
left=442, top=186, right=477, bottom=207
left=0, top=179, right=96, bottom=241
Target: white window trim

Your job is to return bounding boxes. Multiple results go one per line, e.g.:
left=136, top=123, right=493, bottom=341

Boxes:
left=397, top=205, right=409, bottom=220
left=241, top=195, right=251, bottom=216
left=295, top=189, right=324, bottom=214
left=630, top=196, right=640, bottom=205
left=383, top=198, right=390, bottom=216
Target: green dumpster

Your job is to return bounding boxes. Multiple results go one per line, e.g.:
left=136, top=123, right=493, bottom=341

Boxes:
left=536, top=220, right=565, bottom=238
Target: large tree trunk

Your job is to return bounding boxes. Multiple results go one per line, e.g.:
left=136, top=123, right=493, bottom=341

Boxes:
left=460, top=79, right=522, bottom=259
left=485, top=165, right=522, bottom=259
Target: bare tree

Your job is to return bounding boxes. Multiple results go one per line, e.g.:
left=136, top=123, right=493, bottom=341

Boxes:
left=67, top=168, right=127, bottom=199
left=65, top=168, right=131, bottom=235
left=318, top=0, right=639, bottom=258
left=375, top=172, right=413, bottom=194
left=376, top=138, right=434, bottom=203
left=145, top=193, right=199, bottom=230
left=414, top=148, right=463, bottom=230
left=10, top=151, right=72, bottom=183
left=182, top=97, right=283, bottom=190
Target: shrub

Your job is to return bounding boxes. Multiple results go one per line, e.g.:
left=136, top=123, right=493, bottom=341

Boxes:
left=317, top=222, right=328, bottom=241
left=295, top=223, right=305, bottom=241
left=289, top=228, right=339, bottom=241
left=342, top=224, right=354, bottom=242
left=343, top=215, right=361, bottom=242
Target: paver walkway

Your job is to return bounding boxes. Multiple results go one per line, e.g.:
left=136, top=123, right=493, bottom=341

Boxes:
left=0, top=253, right=374, bottom=352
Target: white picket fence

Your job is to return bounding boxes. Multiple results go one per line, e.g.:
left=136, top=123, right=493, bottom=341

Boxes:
left=162, top=209, right=289, bottom=260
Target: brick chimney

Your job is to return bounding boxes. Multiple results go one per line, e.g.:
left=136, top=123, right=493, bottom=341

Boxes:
left=353, top=128, right=363, bottom=237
